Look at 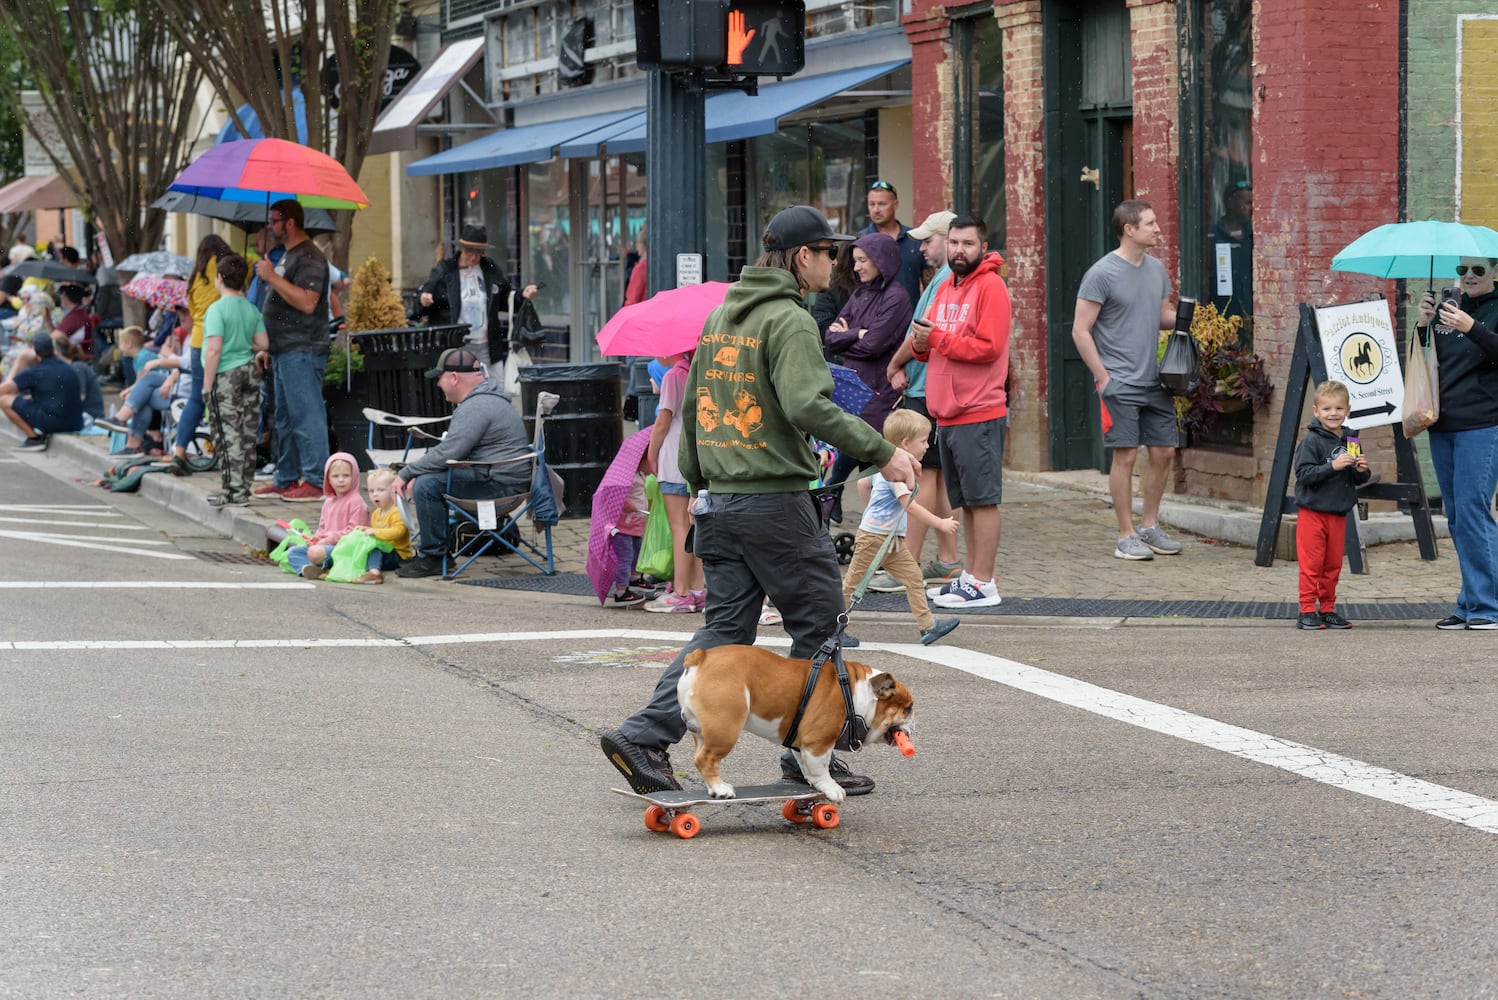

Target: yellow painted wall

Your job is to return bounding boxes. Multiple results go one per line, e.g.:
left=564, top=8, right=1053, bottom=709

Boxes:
left=1461, top=17, right=1498, bottom=229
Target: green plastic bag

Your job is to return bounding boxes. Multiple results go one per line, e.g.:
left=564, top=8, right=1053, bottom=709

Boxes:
left=268, top=519, right=312, bottom=573
left=326, top=530, right=392, bottom=583
left=636, top=474, right=674, bottom=580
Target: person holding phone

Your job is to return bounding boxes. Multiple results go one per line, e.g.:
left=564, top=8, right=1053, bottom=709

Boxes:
left=1415, top=256, right=1498, bottom=630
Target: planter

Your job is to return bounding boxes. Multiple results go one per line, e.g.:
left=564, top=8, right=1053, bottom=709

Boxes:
left=348, top=324, right=468, bottom=452
left=325, top=376, right=374, bottom=471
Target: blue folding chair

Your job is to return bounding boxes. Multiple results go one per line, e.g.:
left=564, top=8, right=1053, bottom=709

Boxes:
left=441, top=391, right=562, bottom=578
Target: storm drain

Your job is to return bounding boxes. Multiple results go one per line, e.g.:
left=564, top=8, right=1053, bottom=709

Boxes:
left=459, top=573, right=1445, bottom=621
left=190, top=550, right=268, bottom=565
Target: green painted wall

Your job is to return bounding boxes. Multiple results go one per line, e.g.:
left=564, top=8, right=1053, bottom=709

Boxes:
left=1406, top=4, right=1498, bottom=225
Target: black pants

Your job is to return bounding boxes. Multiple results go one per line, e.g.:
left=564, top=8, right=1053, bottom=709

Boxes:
left=617, top=491, right=845, bottom=749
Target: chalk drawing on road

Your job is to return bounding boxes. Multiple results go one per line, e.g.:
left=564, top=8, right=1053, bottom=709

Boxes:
left=551, top=645, right=679, bottom=667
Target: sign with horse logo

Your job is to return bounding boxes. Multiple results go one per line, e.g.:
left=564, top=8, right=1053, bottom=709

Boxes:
left=1314, top=299, right=1403, bottom=431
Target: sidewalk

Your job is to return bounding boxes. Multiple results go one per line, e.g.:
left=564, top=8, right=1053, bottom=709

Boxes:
left=14, top=427, right=1462, bottom=620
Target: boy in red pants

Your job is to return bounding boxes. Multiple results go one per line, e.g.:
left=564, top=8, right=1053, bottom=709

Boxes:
left=1293, top=380, right=1371, bottom=629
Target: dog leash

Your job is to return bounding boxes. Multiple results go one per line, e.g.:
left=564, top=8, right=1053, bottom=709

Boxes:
left=782, top=479, right=920, bottom=754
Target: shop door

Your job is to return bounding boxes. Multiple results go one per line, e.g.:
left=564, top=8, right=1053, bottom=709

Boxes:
left=1045, top=0, right=1133, bottom=471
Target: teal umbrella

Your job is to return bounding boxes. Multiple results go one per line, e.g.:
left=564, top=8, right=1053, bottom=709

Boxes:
left=1331, top=220, right=1498, bottom=285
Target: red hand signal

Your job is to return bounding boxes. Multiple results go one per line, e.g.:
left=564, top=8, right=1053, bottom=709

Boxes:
left=727, top=9, right=756, bottom=65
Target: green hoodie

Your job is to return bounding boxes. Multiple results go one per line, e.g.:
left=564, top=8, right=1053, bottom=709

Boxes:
left=679, top=266, right=896, bottom=494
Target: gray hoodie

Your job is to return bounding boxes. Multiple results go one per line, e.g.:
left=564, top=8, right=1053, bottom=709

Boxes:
left=399, top=378, right=531, bottom=488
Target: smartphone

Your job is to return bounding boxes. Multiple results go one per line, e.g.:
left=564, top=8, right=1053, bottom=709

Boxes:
left=1441, top=286, right=1461, bottom=305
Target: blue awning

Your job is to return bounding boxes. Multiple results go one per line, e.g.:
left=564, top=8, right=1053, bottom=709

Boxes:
left=406, top=109, right=641, bottom=176
left=564, top=60, right=909, bottom=158
left=555, top=110, right=648, bottom=159
left=215, top=92, right=309, bottom=145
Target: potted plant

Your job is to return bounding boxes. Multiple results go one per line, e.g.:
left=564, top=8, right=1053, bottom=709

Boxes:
left=324, top=257, right=410, bottom=467
left=1174, top=302, right=1274, bottom=441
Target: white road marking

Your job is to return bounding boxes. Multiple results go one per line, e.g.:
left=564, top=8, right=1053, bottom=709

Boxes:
left=0, top=529, right=191, bottom=559
left=1, top=629, right=1492, bottom=836
left=0, top=581, right=313, bottom=589
left=0, top=504, right=118, bottom=512
left=0, top=516, right=148, bottom=529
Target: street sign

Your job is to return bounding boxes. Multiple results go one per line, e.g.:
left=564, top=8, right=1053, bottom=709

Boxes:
left=635, top=0, right=726, bottom=70
left=1314, top=299, right=1402, bottom=431
left=676, top=253, right=704, bottom=286
left=723, top=0, right=805, bottom=75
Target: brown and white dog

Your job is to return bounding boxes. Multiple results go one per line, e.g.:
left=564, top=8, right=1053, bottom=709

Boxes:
left=677, top=644, right=914, bottom=802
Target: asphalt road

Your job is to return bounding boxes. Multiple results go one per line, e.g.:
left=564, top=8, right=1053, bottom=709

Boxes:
left=2, top=452, right=1496, bottom=999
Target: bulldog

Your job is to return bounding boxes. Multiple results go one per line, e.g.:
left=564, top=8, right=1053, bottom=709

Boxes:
left=677, top=644, right=914, bottom=803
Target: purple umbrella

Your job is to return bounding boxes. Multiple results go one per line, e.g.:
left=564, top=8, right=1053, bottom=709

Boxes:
left=585, top=427, right=655, bottom=606
left=828, top=363, right=874, bottom=415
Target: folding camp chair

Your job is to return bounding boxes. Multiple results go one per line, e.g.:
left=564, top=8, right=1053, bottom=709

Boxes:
left=361, top=407, right=452, bottom=469
left=441, top=391, right=563, bottom=579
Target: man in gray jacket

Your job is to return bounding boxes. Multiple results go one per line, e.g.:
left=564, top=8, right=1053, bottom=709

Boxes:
left=395, top=348, right=531, bottom=578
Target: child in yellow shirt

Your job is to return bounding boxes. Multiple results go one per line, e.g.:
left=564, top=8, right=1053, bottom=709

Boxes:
left=359, top=468, right=414, bottom=583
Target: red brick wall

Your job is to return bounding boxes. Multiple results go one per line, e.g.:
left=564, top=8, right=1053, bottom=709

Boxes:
left=996, top=0, right=1047, bottom=467
left=1248, top=0, right=1400, bottom=502
left=904, top=0, right=955, bottom=213
left=1128, top=0, right=1180, bottom=280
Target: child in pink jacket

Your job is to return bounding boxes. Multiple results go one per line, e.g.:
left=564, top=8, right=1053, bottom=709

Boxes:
left=286, top=452, right=371, bottom=579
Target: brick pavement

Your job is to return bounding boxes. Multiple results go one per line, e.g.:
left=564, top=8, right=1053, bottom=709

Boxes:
left=18, top=428, right=1463, bottom=617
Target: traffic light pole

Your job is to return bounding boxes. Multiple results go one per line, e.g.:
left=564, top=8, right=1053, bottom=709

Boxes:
left=645, top=68, right=707, bottom=298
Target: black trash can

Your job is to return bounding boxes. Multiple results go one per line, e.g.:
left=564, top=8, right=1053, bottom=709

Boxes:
left=350, top=324, right=469, bottom=452
left=629, top=357, right=659, bottom=430
left=518, top=362, right=624, bottom=518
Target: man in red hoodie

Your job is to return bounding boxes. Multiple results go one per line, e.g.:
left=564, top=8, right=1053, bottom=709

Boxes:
left=910, top=214, right=1010, bottom=609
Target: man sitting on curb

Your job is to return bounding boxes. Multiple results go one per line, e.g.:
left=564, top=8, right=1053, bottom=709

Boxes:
left=2, top=332, right=84, bottom=451
left=394, top=348, right=532, bottom=578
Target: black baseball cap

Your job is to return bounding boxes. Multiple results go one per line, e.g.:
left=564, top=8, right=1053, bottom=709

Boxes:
left=425, top=348, right=483, bottom=379
left=763, top=205, right=854, bottom=252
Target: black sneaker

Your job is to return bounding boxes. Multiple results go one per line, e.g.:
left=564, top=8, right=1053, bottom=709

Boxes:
left=397, top=554, right=443, bottom=579
left=609, top=586, right=648, bottom=608
left=94, top=417, right=130, bottom=435
left=1468, top=617, right=1498, bottom=630
left=1320, top=611, right=1352, bottom=629
left=16, top=435, right=48, bottom=451
left=1296, top=612, right=1325, bottom=630
left=600, top=728, right=681, bottom=793
left=780, top=752, right=875, bottom=796
left=1436, top=615, right=1469, bottom=630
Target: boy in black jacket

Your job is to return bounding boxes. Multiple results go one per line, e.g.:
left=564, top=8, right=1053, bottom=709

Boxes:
left=1293, top=380, right=1371, bottom=629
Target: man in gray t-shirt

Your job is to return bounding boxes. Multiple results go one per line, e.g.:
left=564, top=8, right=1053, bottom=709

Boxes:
left=1073, top=199, right=1184, bottom=562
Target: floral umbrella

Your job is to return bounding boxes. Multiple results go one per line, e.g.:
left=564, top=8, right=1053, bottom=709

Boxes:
left=122, top=274, right=188, bottom=310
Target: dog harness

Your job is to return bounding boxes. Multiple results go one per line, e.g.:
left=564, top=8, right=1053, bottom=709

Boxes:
left=780, top=624, right=868, bottom=753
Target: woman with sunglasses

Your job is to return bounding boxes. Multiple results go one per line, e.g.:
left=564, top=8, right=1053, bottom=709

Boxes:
left=1415, top=256, right=1498, bottom=630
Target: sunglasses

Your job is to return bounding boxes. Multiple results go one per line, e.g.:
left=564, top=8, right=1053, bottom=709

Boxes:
left=1456, top=265, right=1488, bottom=277
left=869, top=180, right=897, bottom=196
left=806, top=244, right=838, bottom=259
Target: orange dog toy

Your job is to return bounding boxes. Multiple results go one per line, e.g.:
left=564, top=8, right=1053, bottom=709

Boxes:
left=892, top=729, right=915, bottom=757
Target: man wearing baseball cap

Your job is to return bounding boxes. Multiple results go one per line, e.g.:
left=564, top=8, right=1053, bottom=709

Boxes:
left=1, top=332, right=84, bottom=451
left=393, top=347, right=531, bottom=578
left=601, top=204, right=919, bottom=799
left=881, top=209, right=962, bottom=591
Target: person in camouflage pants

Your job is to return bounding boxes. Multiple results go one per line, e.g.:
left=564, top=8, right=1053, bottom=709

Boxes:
left=200, top=253, right=268, bottom=507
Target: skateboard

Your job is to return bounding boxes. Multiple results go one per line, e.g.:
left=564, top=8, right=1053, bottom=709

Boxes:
left=611, top=782, right=840, bottom=839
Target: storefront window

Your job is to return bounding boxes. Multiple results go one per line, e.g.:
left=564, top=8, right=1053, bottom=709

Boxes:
left=459, top=169, right=510, bottom=275
left=1199, top=0, right=1252, bottom=330
left=525, top=159, right=571, bottom=320
left=976, top=15, right=1005, bottom=249
left=750, top=118, right=867, bottom=236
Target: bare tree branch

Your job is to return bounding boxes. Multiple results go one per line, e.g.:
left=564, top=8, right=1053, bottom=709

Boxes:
left=0, top=0, right=204, bottom=258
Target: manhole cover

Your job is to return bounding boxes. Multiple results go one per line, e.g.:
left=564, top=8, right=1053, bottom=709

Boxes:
left=190, top=550, right=268, bottom=565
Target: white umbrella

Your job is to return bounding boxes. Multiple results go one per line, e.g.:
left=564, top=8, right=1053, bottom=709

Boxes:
left=117, top=251, right=193, bottom=278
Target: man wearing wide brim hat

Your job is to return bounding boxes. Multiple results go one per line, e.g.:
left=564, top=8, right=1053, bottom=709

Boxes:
left=415, top=225, right=539, bottom=369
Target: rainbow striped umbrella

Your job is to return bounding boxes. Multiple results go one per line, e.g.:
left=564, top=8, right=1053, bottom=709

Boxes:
left=167, top=138, right=370, bottom=211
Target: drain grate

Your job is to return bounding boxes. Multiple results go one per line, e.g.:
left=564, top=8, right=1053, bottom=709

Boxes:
left=459, top=574, right=1446, bottom=621
left=190, top=550, right=269, bottom=565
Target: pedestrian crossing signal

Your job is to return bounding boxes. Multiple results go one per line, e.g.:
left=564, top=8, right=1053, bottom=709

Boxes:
left=724, top=0, right=805, bottom=75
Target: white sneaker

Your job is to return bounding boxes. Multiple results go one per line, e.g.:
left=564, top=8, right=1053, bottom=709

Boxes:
left=932, top=578, right=1001, bottom=609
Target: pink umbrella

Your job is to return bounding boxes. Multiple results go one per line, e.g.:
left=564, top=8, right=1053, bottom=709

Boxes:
left=585, top=427, right=655, bottom=605
left=595, top=281, right=731, bottom=358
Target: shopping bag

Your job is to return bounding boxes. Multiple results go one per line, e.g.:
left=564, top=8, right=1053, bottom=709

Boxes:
left=325, top=530, right=391, bottom=583
left=268, top=518, right=312, bottom=573
left=636, top=474, right=675, bottom=580
left=1401, top=332, right=1439, bottom=438
left=1159, top=298, right=1200, bottom=396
